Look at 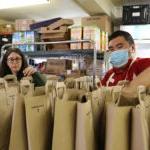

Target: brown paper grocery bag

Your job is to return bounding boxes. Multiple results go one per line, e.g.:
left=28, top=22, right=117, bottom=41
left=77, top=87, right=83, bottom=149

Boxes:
left=4, top=75, right=18, bottom=84
left=101, top=86, right=122, bottom=104
left=65, top=76, right=93, bottom=90
left=64, top=77, right=76, bottom=88
left=75, top=101, right=97, bottom=150
left=144, top=94, right=150, bottom=127
left=9, top=95, right=28, bottom=150
left=0, top=78, right=12, bottom=150
left=4, top=75, right=19, bottom=103
left=55, top=81, right=66, bottom=99
left=9, top=78, right=30, bottom=150
left=86, top=88, right=104, bottom=126
left=0, top=77, right=18, bottom=150
left=131, top=106, right=149, bottom=150
left=131, top=86, right=149, bottom=150
left=9, top=78, right=34, bottom=150
left=144, top=90, right=150, bottom=150
left=45, top=81, right=66, bottom=120
left=143, top=91, right=150, bottom=149
left=33, top=86, right=46, bottom=96
left=86, top=88, right=105, bottom=149
left=105, top=104, right=132, bottom=150
left=52, top=101, right=77, bottom=150
left=93, top=85, right=122, bottom=149
left=20, top=77, right=51, bottom=97
left=105, top=85, right=150, bottom=150
left=60, top=88, right=87, bottom=102
left=20, top=78, right=34, bottom=96
left=25, top=91, right=52, bottom=150
left=74, top=76, right=93, bottom=91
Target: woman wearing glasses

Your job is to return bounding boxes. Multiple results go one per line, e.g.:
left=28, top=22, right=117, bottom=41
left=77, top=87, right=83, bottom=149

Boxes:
left=0, top=47, right=45, bottom=86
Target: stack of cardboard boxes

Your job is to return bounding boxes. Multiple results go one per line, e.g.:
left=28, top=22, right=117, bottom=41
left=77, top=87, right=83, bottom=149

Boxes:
left=84, top=58, right=105, bottom=79
left=45, top=59, right=72, bottom=75
left=82, top=15, right=112, bottom=34
left=70, top=26, right=83, bottom=50
left=70, top=15, right=111, bottom=52
left=70, top=26, right=108, bottom=52
left=39, top=19, right=74, bottom=50
left=81, top=15, right=111, bottom=52
left=83, top=26, right=101, bottom=50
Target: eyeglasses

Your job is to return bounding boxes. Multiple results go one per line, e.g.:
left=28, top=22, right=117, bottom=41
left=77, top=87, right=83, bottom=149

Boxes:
left=7, top=57, right=22, bottom=64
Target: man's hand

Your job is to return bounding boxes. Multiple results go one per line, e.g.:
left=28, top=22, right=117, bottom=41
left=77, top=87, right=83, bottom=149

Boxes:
left=23, top=66, right=36, bottom=77
left=122, top=67, right=150, bottom=99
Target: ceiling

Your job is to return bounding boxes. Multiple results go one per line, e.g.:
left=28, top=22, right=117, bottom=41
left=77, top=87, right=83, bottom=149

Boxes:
left=0, top=0, right=123, bottom=23
left=111, top=0, right=123, bottom=6
left=0, top=0, right=88, bottom=22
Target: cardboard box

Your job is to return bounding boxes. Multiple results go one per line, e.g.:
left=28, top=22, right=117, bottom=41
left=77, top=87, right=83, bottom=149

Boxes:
left=46, top=59, right=72, bottom=75
left=51, top=44, right=70, bottom=50
left=82, top=15, right=112, bottom=34
left=15, top=19, right=35, bottom=31
left=47, top=19, right=74, bottom=30
left=100, top=31, right=108, bottom=52
left=41, top=32, right=67, bottom=40
left=66, top=70, right=86, bottom=78
left=39, top=26, right=68, bottom=34
left=85, top=58, right=105, bottom=78
left=83, top=26, right=100, bottom=51
left=41, top=32, right=70, bottom=50
left=40, top=26, right=70, bottom=41
left=70, top=26, right=83, bottom=50
left=30, top=17, right=61, bottom=30
left=0, top=24, right=15, bottom=34
left=43, top=36, right=70, bottom=51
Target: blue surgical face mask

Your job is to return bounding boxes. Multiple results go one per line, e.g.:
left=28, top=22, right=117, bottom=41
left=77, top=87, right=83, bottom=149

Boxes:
left=109, top=49, right=129, bottom=68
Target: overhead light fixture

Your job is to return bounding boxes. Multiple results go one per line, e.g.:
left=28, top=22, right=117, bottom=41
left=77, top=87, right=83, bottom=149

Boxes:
left=0, top=0, right=50, bottom=9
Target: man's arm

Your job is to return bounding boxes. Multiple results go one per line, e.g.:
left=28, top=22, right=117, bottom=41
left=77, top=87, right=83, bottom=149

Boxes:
left=122, top=67, right=150, bottom=98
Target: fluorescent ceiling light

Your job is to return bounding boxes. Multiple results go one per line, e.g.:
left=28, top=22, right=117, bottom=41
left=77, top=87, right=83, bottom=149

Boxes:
left=0, top=0, right=50, bottom=9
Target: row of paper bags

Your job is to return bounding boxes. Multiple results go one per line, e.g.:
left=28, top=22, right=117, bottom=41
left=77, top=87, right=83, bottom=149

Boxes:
left=0, top=75, right=150, bottom=150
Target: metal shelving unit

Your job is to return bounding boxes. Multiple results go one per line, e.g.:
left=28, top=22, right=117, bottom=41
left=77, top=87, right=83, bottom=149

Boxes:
left=23, top=50, right=103, bottom=59
left=1, top=40, right=104, bottom=88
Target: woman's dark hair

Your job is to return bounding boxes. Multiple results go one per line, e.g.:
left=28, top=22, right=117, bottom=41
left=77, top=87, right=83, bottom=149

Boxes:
left=109, top=30, right=135, bottom=45
left=0, top=47, right=28, bottom=80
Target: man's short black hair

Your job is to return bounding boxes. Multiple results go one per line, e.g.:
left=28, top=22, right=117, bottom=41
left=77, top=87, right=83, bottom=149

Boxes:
left=109, top=30, right=135, bottom=45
